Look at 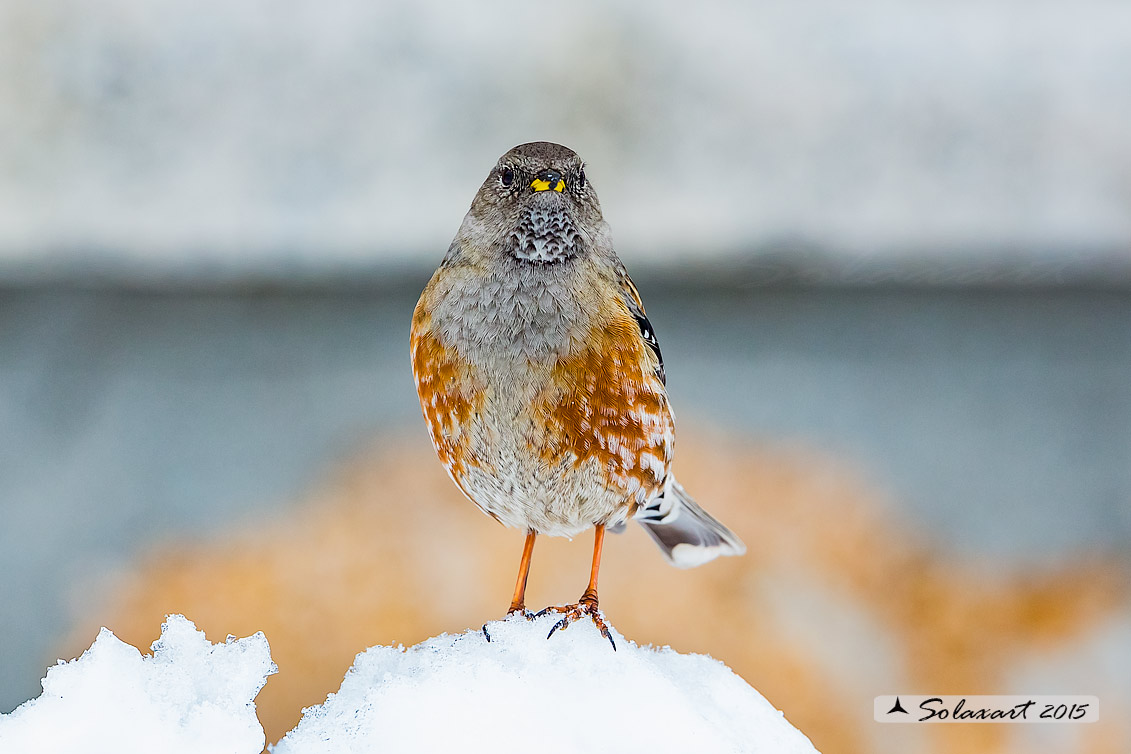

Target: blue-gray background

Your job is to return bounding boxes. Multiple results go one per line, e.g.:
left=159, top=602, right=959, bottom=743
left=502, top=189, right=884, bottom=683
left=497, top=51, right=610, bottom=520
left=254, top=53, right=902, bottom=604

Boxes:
left=1, top=0, right=1129, bottom=713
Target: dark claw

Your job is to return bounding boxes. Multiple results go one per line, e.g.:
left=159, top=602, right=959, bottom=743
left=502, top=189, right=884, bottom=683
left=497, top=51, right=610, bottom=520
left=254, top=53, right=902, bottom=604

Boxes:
left=542, top=605, right=616, bottom=650
left=547, top=617, right=569, bottom=640
left=482, top=623, right=492, bottom=642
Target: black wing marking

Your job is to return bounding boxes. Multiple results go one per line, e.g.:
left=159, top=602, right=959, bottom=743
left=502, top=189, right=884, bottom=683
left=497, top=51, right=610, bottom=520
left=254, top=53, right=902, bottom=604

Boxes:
left=617, top=266, right=666, bottom=385
left=635, top=310, right=665, bottom=385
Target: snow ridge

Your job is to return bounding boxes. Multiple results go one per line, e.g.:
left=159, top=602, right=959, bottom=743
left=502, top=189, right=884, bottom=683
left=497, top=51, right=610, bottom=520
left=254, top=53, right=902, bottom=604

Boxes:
left=0, top=615, right=276, bottom=754
left=275, top=613, right=818, bottom=754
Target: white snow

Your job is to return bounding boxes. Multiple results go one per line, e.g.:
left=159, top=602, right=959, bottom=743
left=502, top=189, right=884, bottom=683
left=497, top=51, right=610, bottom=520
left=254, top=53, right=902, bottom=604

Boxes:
left=274, top=613, right=818, bottom=754
left=0, top=615, right=276, bottom=754
left=0, top=613, right=817, bottom=753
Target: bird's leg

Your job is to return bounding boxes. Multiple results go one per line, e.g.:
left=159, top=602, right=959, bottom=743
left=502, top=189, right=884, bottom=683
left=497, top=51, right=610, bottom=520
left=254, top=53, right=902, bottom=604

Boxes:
left=485, top=530, right=538, bottom=642
left=508, top=530, right=537, bottom=617
left=538, top=524, right=616, bottom=650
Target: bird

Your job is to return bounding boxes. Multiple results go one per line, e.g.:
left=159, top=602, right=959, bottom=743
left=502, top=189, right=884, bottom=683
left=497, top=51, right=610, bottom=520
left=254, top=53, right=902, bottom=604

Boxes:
left=410, top=141, right=745, bottom=648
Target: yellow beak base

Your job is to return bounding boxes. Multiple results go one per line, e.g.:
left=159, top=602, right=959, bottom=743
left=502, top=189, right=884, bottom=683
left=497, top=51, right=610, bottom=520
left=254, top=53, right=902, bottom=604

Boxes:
left=530, top=178, right=565, bottom=192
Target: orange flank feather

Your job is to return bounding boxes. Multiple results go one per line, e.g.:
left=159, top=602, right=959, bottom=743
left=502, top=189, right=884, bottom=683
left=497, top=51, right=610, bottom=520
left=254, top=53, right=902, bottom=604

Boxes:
left=410, top=313, right=482, bottom=482
left=539, top=311, right=671, bottom=503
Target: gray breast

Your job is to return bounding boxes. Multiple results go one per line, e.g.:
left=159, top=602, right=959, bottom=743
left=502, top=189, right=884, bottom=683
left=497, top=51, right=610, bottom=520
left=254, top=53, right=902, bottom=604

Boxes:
left=434, top=260, right=589, bottom=366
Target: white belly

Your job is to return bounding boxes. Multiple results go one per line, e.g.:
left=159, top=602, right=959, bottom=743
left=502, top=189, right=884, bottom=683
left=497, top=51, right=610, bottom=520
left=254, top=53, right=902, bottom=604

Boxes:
left=451, top=376, right=636, bottom=537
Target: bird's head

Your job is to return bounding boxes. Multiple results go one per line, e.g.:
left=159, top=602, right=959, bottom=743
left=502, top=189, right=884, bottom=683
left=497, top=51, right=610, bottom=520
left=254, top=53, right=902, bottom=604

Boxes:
left=462, top=142, right=605, bottom=265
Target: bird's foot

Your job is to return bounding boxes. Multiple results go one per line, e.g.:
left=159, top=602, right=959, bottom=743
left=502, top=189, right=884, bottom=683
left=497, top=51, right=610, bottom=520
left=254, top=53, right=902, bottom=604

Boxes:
left=483, top=605, right=536, bottom=642
left=536, top=592, right=616, bottom=650
left=507, top=605, right=536, bottom=620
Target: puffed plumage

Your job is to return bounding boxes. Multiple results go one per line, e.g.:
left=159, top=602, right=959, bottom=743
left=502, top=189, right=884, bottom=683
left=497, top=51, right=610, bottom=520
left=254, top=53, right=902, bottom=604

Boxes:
left=411, top=142, right=744, bottom=641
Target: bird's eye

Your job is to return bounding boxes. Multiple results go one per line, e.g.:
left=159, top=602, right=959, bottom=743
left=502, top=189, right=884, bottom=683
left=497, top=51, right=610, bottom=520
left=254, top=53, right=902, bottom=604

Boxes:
left=577, top=168, right=587, bottom=189
left=500, top=167, right=515, bottom=187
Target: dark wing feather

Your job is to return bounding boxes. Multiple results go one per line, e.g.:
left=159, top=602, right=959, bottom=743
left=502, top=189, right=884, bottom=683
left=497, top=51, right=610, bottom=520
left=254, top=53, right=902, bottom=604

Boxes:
left=616, top=264, right=665, bottom=385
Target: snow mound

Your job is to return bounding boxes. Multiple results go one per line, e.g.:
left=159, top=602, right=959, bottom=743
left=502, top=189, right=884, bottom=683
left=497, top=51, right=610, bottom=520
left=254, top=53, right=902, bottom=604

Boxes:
left=0, top=615, right=276, bottom=754
left=274, top=613, right=818, bottom=754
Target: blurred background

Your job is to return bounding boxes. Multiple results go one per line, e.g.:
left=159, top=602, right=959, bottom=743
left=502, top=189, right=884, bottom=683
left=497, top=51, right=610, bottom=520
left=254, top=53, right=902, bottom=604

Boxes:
left=2, top=1, right=1130, bottom=752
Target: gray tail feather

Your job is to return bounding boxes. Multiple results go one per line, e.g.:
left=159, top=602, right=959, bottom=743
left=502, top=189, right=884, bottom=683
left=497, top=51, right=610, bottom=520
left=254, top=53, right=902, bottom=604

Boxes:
left=635, top=478, right=746, bottom=568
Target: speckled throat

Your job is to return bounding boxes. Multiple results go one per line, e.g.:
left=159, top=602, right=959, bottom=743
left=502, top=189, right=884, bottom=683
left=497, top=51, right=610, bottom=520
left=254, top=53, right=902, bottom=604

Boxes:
left=504, top=203, right=586, bottom=263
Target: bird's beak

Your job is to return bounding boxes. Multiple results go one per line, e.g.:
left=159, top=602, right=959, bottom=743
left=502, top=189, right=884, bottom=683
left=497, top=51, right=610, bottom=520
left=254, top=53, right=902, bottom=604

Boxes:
left=531, top=169, right=565, bottom=193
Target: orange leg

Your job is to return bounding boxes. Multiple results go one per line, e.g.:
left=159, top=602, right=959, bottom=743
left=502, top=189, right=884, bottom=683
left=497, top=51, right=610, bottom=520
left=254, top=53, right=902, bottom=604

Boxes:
left=539, top=524, right=616, bottom=650
left=484, top=531, right=538, bottom=642
left=579, top=522, right=605, bottom=608
left=508, top=530, right=537, bottom=615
